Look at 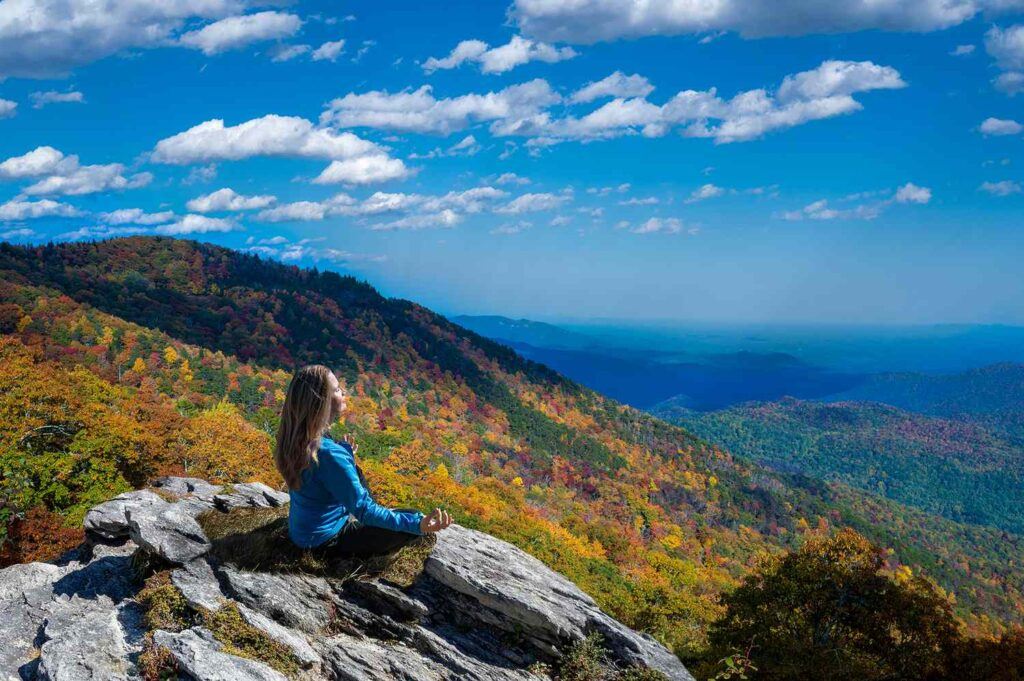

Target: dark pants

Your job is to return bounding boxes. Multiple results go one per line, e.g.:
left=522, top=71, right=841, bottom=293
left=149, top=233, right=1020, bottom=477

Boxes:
left=317, top=464, right=421, bottom=558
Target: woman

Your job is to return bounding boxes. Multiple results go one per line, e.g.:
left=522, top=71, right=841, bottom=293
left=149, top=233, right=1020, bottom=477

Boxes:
left=274, top=364, right=452, bottom=557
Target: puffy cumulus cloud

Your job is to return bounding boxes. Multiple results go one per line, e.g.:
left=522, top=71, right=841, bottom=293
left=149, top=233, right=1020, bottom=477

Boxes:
left=980, top=117, right=1023, bottom=135
left=526, top=60, right=905, bottom=145
left=179, top=11, right=301, bottom=55
left=186, top=187, right=276, bottom=212
left=1, top=146, right=151, bottom=196
left=30, top=90, right=84, bottom=108
left=370, top=209, right=461, bottom=231
left=495, top=191, right=570, bottom=213
left=23, top=165, right=152, bottom=196
left=423, top=35, right=576, bottom=74
left=319, top=80, right=561, bottom=135
left=951, top=44, right=976, bottom=56
left=618, top=196, right=659, bottom=206
left=56, top=224, right=151, bottom=241
left=979, top=180, right=1022, bottom=196
left=685, top=183, right=726, bottom=203
left=0, top=0, right=245, bottom=79
left=100, top=208, right=176, bottom=225
left=154, top=214, right=238, bottom=235
left=1, top=227, right=35, bottom=239
left=986, top=24, right=1024, bottom=70
left=152, top=114, right=410, bottom=186
left=629, top=217, right=688, bottom=235
left=313, top=154, right=413, bottom=185
left=986, top=24, right=1024, bottom=95
left=570, top=71, right=654, bottom=104
left=780, top=182, right=931, bottom=220
left=495, top=172, right=531, bottom=185
left=0, top=98, right=16, bottom=118
left=0, top=198, right=82, bottom=220
left=254, top=187, right=506, bottom=223
left=246, top=237, right=386, bottom=265
left=894, top=182, right=932, bottom=203
left=312, top=39, right=345, bottom=62
left=512, top=0, right=1008, bottom=44
left=0, top=147, right=73, bottom=178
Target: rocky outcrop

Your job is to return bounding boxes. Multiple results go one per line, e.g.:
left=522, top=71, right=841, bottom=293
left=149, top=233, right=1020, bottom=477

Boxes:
left=0, top=477, right=695, bottom=681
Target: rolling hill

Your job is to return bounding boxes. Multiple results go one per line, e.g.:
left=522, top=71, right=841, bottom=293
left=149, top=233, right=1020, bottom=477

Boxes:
left=1, top=236, right=1022, bottom=660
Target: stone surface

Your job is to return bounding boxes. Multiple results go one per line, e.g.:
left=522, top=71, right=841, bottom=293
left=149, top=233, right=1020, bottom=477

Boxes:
left=126, top=504, right=211, bottom=565
left=83, top=490, right=166, bottom=539
left=153, top=627, right=287, bottom=681
left=2, top=479, right=694, bottom=681
left=172, top=558, right=225, bottom=612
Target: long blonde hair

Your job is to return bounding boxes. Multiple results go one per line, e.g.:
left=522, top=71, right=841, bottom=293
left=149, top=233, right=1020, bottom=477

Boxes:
left=274, top=364, right=334, bottom=489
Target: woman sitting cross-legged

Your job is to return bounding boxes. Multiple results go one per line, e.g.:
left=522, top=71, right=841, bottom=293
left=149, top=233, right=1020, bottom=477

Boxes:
left=274, top=364, right=452, bottom=558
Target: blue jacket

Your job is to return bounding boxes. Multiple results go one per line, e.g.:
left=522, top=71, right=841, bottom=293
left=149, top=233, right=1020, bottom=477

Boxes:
left=288, top=435, right=424, bottom=548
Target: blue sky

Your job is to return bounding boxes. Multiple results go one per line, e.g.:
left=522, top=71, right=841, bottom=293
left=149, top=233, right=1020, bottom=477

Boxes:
left=0, top=0, right=1022, bottom=324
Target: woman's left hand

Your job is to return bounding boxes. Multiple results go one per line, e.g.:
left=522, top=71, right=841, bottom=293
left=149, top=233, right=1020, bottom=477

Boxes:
left=342, top=432, right=359, bottom=456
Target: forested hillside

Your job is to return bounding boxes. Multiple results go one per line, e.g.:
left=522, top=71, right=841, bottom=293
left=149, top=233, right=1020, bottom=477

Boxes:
left=1, top=236, right=1022, bottom=663
left=659, top=398, right=1024, bottom=533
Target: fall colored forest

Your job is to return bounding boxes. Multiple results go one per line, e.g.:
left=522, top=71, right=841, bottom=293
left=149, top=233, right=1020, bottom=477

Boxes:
left=1, top=236, right=1022, bottom=676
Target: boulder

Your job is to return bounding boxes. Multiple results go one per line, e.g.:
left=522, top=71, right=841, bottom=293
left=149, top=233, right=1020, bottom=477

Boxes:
left=172, top=558, right=225, bottom=612
left=126, top=504, right=211, bottom=565
left=83, top=490, right=166, bottom=540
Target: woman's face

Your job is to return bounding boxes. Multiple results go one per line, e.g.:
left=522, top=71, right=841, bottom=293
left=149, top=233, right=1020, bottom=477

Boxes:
left=327, top=372, right=348, bottom=421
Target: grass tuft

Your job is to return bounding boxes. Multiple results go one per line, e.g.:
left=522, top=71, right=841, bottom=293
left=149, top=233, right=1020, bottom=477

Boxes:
left=201, top=602, right=302, bottom=677
left=137, top=570, right=191, bottom=632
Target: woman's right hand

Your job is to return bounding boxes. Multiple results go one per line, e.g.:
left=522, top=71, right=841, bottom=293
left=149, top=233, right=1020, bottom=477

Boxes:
left=420, top=507, right=452, bottom=533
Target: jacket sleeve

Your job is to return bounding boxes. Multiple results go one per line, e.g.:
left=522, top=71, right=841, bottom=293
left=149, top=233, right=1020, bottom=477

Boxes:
left=317, top=440, right=424, bottom=535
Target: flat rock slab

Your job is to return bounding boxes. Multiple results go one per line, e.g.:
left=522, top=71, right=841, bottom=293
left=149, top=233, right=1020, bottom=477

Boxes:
left=37, top=597, right=129, bottom=681
left=172, top=558, right=225, bottom=612
left=153, top=627, right=287, bottom=681
left=426, top=524, right=694, bottom=680
left=214, top=482, right=288, bottom=512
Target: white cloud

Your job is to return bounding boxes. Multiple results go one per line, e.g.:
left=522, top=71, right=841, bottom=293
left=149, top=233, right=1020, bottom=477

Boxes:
left=986, top=25, right=1024, bottom=95
left=496, top=192, right=570, bottom=214
left=951, top=44, right=976, bottom=56
left=630, top=217, right=685, bottom=234
left=151, top=115, right=390, bottom=175
left=0, top=147, right=74, bottom=179
left=980, top=180, right=1022, bottom=196
left=30, top=90, right=84, bottom=108
left=410, top=134, right=482, bottom=159
left=1, top=146, right=150, bottom=196
left=270, top=44, right=311, bottom=62
left=0, top=98, right=15, bottom=118
left=1, top=227, right=35, bottom=239
left=56, top=225, right=151, bottom=241
left=184, top=164, right=218, bottom=185
left=0, top=0, right=244, bottom=79
left=619, top=196, right=660, bottom=206
left=980, top=117, right=1023, bottom=135
left=491, top=220, right=532, bottom=235
left=23, top=165, right=152, bottom=196
left=187, top=187, right=276, bottom=212
left=986, top=24, right=1024, bottom=70
left=100, top=208, right=176, bottom=225
left=424, top=35, right=576, bottom=74
left=312, top=39, right=345, bottom=62
left=247, top=238, right=386, bottom=264
left=512, top=0, right=1009, bottom=44
left=319, top=80, right=561, bottom=135
left=550, top=215, right=572, bottom=226
left=570, top=71, right=653, bottom=104
left=313, top=154, right=413, bottom=185
left=154, top=214, right=238, bottom=235
left=495, top=172, right=531, bottom=185
left=254, top=186, right=506, bottom=223
left=371, top=209, right=461, bottom=231
left=481, top=60, right=904, bottom=146
left=894, top=182, right=932, bottom=204
left=781, top=182, right=931, bottom=220
left=0, top=198, right=81, bottom=220
left=685, top=183, right=726, bottom=203
left=586, top=183, right=630, bottom=195
left=179, top=11, right=302, bottom=56
left=995, top=70, right=1024, bottom=95
left=255, top=201, right=331, bottom=222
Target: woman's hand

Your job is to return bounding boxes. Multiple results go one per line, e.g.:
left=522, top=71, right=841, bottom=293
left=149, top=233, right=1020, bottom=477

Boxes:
left=420, top=507, right=452, bottom=534
left=342, top=432, right=359, bottom=457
